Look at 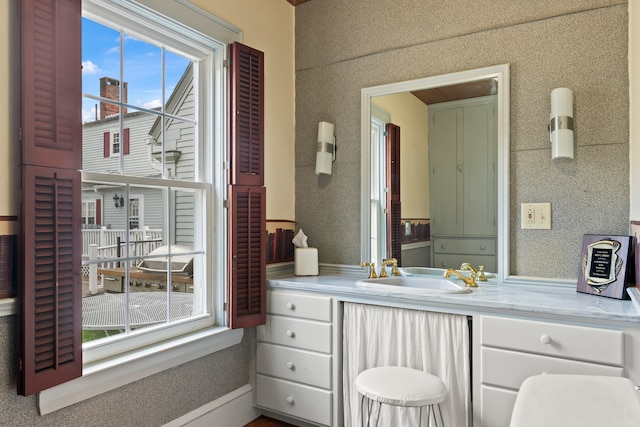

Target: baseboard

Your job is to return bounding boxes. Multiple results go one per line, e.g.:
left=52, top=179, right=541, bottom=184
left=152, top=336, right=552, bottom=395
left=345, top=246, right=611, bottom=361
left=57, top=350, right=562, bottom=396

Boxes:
left=164, top=384, right=261, bottom=427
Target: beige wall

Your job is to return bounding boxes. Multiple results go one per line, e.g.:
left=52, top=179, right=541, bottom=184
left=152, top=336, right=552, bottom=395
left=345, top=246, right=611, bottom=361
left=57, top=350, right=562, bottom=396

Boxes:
left=294, top=0, right=630, bottom=280
left=0, top=0, right=293, bottom=424
left=0, top=0, right=19, bottom=235
left=189, top=0, right=296, bottom=221
left=372, top=93, right=430, bottom=220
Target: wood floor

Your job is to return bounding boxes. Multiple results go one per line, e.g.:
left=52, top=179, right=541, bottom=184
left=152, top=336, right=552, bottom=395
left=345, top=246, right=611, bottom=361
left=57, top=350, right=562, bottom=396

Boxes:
left=244, top=415, right=297, bottom=426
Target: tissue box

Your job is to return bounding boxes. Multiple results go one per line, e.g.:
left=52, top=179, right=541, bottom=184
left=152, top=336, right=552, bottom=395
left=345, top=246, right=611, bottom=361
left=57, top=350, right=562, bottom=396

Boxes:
left=295, top=248, right=318, bottom=276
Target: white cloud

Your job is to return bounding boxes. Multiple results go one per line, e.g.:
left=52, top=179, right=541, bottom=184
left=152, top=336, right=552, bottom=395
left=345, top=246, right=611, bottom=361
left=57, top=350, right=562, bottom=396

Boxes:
left=82, top=106, right=99, bottom=123
left=82, top=60, right=101, bottom=75
left=142, top=99, right=162, bottom=109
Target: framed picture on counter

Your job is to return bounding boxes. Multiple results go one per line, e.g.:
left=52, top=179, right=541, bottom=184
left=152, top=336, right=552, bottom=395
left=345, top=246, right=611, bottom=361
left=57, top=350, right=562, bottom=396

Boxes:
left=577, top=234, right=635, bottom=300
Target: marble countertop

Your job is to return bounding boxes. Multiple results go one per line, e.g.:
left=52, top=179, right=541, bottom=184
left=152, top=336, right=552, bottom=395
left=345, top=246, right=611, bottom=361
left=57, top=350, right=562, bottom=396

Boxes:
left=267, top=271, right=640, bottom=326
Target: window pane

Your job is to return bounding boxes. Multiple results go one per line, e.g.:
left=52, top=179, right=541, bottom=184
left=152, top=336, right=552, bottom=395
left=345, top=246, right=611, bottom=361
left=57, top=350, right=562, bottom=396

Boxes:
left=81, top=182, right=203, bottom=342
left=80, top=12, right=212, bottom=347
left=123, top=34, right=162, bottom=111
left=165, top=50, right=192, bottom=106
left=82, top=18, right=121, bottom=123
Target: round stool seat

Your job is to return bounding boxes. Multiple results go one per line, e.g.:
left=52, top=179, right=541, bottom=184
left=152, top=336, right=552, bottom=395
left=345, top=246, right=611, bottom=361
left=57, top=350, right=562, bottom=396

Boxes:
left=355, top=366, right=447, bottom=407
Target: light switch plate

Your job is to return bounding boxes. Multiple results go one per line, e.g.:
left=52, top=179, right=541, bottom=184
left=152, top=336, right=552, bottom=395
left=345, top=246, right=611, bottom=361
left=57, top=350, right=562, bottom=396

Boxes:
left=521, top=203, right=552, bottom=229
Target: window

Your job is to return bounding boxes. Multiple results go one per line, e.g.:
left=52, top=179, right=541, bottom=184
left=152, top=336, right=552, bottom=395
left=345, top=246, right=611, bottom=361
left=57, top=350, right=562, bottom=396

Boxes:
left=19, top=0, right=265, bottom=401
left=80, top=5, right=211, bottom=346
left=128, top=197, right=140, bottom=229
left=81, top=201, right=96, bottom=226
left=111, top=131, right=120, bottom=156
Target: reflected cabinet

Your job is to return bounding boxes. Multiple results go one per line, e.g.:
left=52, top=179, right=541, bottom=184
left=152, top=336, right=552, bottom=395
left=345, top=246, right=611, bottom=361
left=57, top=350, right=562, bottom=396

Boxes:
left=429, top=96, right=497, bottom=272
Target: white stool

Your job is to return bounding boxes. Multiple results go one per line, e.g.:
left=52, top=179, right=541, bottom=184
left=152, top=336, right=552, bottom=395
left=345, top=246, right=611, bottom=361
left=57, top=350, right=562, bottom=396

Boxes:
left=510, top=374, right=640, bottom=427
left=355, top=366, right=447, bottom=427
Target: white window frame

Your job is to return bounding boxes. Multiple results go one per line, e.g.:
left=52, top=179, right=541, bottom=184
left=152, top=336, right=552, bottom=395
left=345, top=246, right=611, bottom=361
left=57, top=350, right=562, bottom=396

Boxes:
left=39, top=0, right=243, bottom=414
left=110, top=129, right=121, bottom=156
left=82, top=200, right=97, bottom=226
left=128, top=195, right=142, bottom=229
left=370, top=104, right=391, bottom=267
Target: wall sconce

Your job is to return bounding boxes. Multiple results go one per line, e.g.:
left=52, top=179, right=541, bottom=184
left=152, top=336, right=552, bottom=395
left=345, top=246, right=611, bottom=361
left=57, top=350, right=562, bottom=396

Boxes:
left=113, top=193, right=124, bottom=208
left=549, top=87, right=574, bottom=159
left=315, top=121, right=336, bottom=175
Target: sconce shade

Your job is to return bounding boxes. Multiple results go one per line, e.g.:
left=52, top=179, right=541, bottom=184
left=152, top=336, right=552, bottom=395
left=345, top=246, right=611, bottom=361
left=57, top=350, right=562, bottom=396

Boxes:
left=550, top=87, right=574, bottom=159
left=315, top=121, right=335, bottom=175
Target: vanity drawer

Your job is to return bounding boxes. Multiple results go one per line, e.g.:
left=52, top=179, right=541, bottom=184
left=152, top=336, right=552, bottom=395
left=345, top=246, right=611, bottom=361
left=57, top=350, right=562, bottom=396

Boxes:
left=268, top=290, right=332, bottom=321
left=481, top=316, right=624, bottom=365
left=257, top=315, right=332, bottom=353
left=256, top=375, right=332, bottom=426
left=433, top=237, right=496, bottom=255
left=481, top=347, right=624, bottom=390
left=257, top=342, right=332, bottom=389
left=479, top=384, right=517, bottom=427
left=433, top=254, right=496, bottom=271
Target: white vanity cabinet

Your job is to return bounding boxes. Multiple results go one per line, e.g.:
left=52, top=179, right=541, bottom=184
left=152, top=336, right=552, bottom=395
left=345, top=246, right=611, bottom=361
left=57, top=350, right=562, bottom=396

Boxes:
left=256, top=290, right=341, bottom=426
left=473, top=315, right=625, bottom=427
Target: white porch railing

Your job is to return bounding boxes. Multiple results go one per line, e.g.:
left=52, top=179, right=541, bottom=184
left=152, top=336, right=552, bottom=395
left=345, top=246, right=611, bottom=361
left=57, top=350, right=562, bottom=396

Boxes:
left=82, top=226, right=163, bottom=258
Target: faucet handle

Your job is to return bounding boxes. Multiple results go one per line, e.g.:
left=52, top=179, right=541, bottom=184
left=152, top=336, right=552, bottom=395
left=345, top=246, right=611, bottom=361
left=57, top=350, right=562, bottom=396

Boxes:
left=360, top=261, right=378, bottom=279
left=383, top=258, right=401, bottom=276
left=477, top=265, right=487, bottom=281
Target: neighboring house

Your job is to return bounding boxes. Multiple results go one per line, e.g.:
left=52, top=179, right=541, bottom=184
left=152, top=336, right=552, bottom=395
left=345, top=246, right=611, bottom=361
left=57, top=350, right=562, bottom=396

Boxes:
left=81, top=64, right=195, bottom=246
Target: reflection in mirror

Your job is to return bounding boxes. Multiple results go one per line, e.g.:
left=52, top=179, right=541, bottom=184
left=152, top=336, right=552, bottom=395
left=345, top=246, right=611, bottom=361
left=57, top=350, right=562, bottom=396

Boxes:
left=360, top=65, right=510, bottom=281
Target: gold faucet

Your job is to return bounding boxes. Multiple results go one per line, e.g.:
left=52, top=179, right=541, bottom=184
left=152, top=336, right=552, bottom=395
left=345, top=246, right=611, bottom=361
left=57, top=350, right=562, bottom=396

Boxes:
left=460, top=262, right=487, bottom=281
left=360, top=261, right=377, bottom=279
left=383, top=258, right=401, bottom=276
left=444, top=268, right=478, bottom=287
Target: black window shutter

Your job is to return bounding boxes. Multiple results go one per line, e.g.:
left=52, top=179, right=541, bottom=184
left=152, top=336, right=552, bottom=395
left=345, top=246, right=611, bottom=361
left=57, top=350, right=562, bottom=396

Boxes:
left=227, top=42, right=266, bottom=329
left=18, top=0, right=83, bottom=396
left=386, top=123, right=402, bottom=264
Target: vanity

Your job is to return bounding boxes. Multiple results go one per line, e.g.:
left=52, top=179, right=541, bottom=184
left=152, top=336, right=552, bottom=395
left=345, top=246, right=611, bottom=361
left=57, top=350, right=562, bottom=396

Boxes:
left=255, top=269, right=640, bottom=427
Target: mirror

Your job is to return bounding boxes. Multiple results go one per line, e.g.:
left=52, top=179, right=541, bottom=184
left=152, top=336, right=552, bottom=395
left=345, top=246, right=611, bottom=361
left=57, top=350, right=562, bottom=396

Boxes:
left=360, top=64, right=510, bottom=281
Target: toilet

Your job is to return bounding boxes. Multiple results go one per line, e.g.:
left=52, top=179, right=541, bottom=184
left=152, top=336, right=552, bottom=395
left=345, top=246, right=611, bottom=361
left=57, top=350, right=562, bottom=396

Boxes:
left=510, top=374, right=640, bottom=427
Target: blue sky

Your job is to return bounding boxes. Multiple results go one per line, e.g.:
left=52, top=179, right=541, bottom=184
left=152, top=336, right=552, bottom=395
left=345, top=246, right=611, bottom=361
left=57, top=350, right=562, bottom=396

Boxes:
left=82, top=17, right=190, bottom=123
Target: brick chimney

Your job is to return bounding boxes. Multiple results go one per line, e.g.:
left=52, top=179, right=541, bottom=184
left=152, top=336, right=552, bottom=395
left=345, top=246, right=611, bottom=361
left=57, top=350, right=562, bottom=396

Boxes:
left=100, top=77, right=128, bottom=120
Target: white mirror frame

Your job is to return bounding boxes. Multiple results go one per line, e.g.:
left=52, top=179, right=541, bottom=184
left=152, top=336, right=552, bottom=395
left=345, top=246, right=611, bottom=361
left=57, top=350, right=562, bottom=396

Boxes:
left=360, top=64, right=511, bottom=282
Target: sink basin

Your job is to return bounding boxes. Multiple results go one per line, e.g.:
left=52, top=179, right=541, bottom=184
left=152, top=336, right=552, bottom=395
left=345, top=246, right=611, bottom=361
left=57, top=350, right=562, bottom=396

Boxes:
left=356, top=276, right=472, bottom=294
left=399, top=267, right=443, bottom=276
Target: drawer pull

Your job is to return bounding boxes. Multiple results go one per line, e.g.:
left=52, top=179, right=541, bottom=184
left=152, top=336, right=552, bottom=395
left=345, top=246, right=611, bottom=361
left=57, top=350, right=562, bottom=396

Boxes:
left=286, top=302, right=295, bottom=310
left=286, top=329, right=295, bottom=338
left=286, top=361, right=295, bottom=370
left=480, top=245, right=486, bottom=251
left=540, top=334, right=552, bottom=345
left=285, top=396, right=294, bottom=405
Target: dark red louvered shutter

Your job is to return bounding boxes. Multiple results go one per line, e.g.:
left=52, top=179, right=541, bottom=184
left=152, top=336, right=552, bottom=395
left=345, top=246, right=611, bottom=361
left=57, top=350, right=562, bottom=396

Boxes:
left=228, top=185, right=266, bottom=328
left=96, top=198, right=102, bottom=226
left=123, top=128, right=130, bottom=155
left=103, top=132, right=110, bottom=157
left=227, top=42, right=266, bottom=329
left=385, top=123, right=402, bottom=264
left=228, top=42, right=264, bottom=186
left=18, top=0, right=83, bottom=396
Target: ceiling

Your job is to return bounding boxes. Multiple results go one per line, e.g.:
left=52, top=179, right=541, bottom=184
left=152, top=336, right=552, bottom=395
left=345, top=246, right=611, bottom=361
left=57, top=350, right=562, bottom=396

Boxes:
left=287, top=0, right=313, bottom=5
left=411, top=78, right=498, bottom=105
